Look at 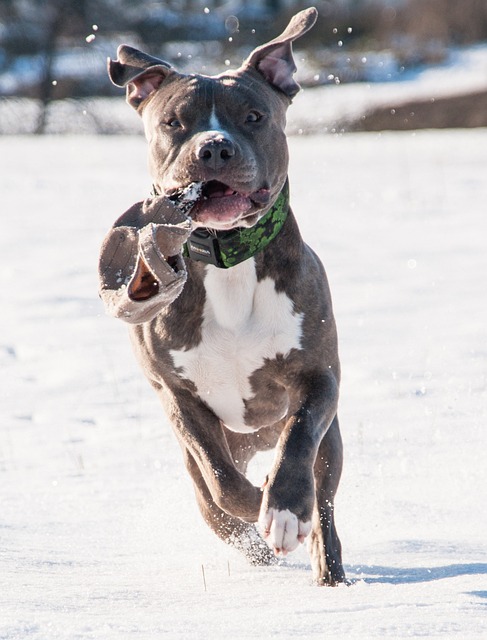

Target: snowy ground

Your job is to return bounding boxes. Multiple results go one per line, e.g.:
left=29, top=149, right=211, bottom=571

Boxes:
left=1, top=130, right=486, bottom=639
left=289, top=44, right=487, bottom=133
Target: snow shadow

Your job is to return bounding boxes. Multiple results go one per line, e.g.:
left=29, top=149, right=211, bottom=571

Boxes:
left=347, top=563, right=487, bottom=585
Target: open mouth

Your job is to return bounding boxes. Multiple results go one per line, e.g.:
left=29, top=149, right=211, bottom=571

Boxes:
left=168, top=180, right=270, bottom=229
left=201, top=181, right=238, bottom=199
left=193, top=180, right=253, bottom=227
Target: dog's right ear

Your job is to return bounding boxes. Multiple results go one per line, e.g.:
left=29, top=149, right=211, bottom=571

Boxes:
left=108, top=45, right=173, bottom=110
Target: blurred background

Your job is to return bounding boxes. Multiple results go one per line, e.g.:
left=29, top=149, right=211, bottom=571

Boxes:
left=1, top=0, right=487, bottom=134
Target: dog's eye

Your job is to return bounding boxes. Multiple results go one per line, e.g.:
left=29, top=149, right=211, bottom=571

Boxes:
left=166, top=118, right=182, bottom=129
left=246, top=110, right=263, bottom=124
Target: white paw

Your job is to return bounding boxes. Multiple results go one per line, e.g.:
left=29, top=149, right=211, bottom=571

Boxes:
left=258, top=507, right=312, bottom=556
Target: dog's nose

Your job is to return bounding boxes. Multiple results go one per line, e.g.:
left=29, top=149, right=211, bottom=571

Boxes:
left=197, top=137, right=236, bottom=170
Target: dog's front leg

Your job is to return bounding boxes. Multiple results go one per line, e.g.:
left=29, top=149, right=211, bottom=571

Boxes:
left=181, top=446, right=276, bottom=565
left=258, top=371, right=339, bottom=555
left=168, top=390, right=263, bottom=523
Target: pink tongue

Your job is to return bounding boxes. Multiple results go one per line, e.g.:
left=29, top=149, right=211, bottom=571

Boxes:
left=194, top=194, right=251, bottom=224
left=208, top=186, right=236, bottom=198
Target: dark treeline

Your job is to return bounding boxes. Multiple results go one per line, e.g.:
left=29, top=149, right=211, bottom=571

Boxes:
left=1, top=0, right=487, bottom=132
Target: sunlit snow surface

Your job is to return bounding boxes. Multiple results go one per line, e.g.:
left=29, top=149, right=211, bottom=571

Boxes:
left=289, top=44, right=487, bottom=134
left=1, top=131, right=486, bottom=639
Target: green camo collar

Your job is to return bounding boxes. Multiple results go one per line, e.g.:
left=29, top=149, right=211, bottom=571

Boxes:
left=183, top=180, right=289, bottom=269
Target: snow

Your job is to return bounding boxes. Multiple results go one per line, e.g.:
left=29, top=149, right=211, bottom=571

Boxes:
left=2, top=129, right=487, bottom=639
left=290, top=44, right=487, bottom=133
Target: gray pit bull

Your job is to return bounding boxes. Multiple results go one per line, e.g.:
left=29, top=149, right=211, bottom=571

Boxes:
left=98, top=7, right=345, bottom=585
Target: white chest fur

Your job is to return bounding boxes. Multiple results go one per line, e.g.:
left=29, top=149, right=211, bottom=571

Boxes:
left=170, top=259, right=303, bottom=432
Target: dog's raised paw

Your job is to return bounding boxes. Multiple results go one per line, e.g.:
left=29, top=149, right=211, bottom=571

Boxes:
left=258, top=507, right=311, bottom=556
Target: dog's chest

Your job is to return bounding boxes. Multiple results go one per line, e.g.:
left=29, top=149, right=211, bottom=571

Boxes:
left=170, top=259, right=303, bottom=433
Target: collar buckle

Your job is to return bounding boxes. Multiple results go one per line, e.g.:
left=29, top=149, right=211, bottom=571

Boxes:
left=184, top=229, right=225, bottom=268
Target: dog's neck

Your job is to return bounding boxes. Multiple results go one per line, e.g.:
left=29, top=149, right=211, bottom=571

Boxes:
left=182, top=180, right=289, bottom=269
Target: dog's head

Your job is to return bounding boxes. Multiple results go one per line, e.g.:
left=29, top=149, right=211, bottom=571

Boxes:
left=108, top=8, right=317, bottom=230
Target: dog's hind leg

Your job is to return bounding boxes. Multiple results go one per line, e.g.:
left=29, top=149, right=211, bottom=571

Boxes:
left=309, top=415, right=346, bottom=585
left=182, top=447, right=276, bottom=566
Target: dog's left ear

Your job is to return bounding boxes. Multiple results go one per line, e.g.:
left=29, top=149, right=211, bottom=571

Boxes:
left=108, top=45, right=173, bottom=110
left=243, top=7, right=318, bottom=99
